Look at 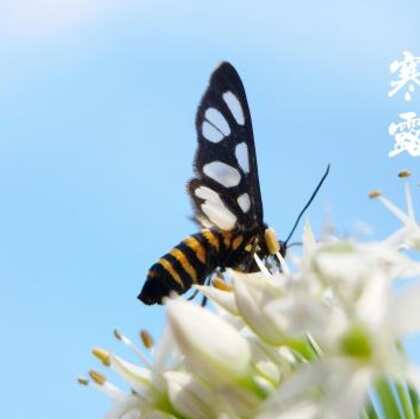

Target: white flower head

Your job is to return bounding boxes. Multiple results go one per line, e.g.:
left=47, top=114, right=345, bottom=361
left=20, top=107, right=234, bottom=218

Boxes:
left=82, top=185, right=420, bottom=419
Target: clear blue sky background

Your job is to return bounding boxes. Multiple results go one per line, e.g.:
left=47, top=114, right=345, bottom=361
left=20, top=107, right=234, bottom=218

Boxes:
left=1, top=1, right=420, bottom=417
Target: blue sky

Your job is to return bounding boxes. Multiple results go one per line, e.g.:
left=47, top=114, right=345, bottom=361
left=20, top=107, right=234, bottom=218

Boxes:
left=1, top=1, right=420, bottom=417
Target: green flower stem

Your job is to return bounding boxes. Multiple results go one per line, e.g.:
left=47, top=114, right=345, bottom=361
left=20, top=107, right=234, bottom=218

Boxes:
left=395, top=382, right=416, bottom=419
left=363, top=398, right=380, bottom=419
left=375, top=377, right=403, bottom=419
left=408, top=386, right=420, bottom=419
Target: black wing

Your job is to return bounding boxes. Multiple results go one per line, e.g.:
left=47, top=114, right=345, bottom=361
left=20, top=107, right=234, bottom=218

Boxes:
left=188, top=62, right=264, bottom=232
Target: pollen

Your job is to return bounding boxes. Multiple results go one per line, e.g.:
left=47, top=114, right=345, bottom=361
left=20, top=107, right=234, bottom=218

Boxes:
left=368, top=190, right=382, bottom=199
left=92, top=347, right=111, bottom=367
left=140, top=329, right=154, bottom=349
left=113, top=329, right=123, bottom=341
left=398, top=170, right=411, bottom=178
left=212, top=276, right=233, bottom=291
left=77, top=376, right=89, bottom=386
left=89, top=369, right=107, bottom=386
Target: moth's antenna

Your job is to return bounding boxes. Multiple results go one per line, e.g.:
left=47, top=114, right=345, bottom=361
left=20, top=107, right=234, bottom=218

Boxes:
left=284, top=164, right=330, bottom=247
left=286, top=241, right=303, bottom=248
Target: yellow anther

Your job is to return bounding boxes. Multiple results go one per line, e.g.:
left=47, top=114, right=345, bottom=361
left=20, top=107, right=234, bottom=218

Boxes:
left=398, top=170, right=411, bottom=178
left=140, top=330, right=154, bottom=349
left=92, top=348, right=111, bottom=367
left=265, top=228, right=280, bottom=255
left=89, top=369, right=106, bottom=386
left=368, top=190, right=382, bottom=199
left=77, top=376, right=89, bottom=386
left=212, top=276, right=233, bottom=292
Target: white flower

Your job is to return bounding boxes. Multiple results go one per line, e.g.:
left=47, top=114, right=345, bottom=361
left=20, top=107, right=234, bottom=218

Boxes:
left=81, top=183, right=420, bottom=419
left=260, top=223, right=420, bottom=418
left=82, top=328, right=183, bottom=419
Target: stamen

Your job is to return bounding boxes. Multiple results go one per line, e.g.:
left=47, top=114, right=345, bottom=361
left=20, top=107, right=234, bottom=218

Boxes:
left=212, top=276, right=233, bottom=291
left=377, top=196, right=412, bottom=225
left=92, top=347, right=111, bottom=367
left=253, top=253, right=271, bottom=279
left=398, top=170, right=411, bottom=178
left=113, top=329, right=152, bottom=368
left=77, top=376, right=89, bottom=386
left=139, top=330, right=154, bottom=349
left=368, top=190, right=382, bottom=199
left=89, top=369, right=125, bottom=400
left=113, top=329, right=123, bottom=341
left=89, top=369, right=106, bottom=386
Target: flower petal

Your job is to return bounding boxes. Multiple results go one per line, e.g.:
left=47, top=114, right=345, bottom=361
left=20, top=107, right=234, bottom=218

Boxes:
left=166, top=298, right=251, bottom=382
left=231, top=270, right=286, bottom=345
left=195, top=284, right=239, bottom=315
left=391, top=282, right=420, bottom=336
left=105, top=395, right=142, bottom=419
left=165, top=371, right=215, bottom=419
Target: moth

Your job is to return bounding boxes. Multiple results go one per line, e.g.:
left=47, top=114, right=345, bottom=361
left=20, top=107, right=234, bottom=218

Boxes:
left=138, top=62, right=328, bottom=305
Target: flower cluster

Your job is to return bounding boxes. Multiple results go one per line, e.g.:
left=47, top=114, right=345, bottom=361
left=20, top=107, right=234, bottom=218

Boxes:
left=80, top=180, right=420, bottom=419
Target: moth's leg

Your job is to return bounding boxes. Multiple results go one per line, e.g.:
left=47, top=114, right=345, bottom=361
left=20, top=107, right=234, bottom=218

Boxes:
left=187, top=288, right=200, bottom=301
left=200, top=275, right=212, bottom=307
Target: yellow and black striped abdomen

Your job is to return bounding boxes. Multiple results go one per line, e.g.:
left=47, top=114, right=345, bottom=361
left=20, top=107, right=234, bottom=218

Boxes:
left=138, top=228, right=254, bottom=305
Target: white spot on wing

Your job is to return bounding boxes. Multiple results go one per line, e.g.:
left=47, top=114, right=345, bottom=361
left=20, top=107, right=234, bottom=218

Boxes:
left=196, top=214, right=213, bottom=229
left=205, top=108, right=231, bottom=136
left=223, top=91, right=245, bottom=125
left=195, top=185, right=236, bottom=229
left=202, top=121, right=224, bottom=143
left=203, top=161, right=241, bottom=187
left=194, top=186, right=220, bottom=201
left=237, top=193, right=251, bottom=213
left=201, top=202, right=237, bottom=230
left=235, top=142, right=249, bottom=173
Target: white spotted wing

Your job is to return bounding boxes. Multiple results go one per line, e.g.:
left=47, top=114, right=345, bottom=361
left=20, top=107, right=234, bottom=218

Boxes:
left=188, top=62, right=264, bottom=231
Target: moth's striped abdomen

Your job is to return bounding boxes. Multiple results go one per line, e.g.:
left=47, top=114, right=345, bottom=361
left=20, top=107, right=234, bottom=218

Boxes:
left=139, top=229, right=232, bottom=305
